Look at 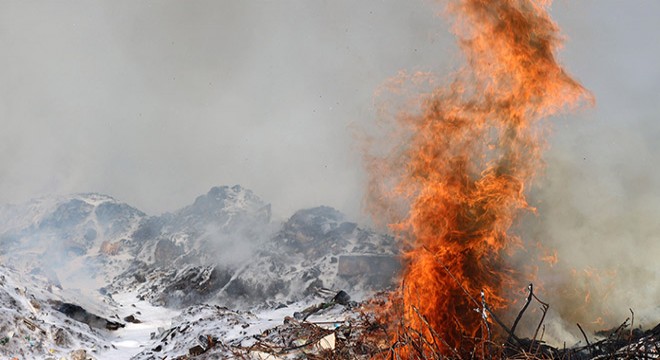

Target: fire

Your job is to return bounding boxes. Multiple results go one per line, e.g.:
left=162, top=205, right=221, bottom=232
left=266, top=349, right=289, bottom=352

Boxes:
left=367, top=0, right=592, bottom=355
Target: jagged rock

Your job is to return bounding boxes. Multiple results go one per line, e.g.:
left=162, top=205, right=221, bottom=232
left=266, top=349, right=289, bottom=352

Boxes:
left=159, top=266, right=233, bottom=308
left=211, top=206, right=398, bottom=307
left=56, top=303, right=125, bottom=330
left=332, top=290, right=351, bottom=306
left=110, top=202, right=399, bottom=309
left=124, top=314, right=141, bottom=323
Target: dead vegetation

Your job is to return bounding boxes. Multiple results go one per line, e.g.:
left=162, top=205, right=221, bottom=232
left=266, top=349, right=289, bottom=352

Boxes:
left=361, top=284, right=660, bottom=360
left=213, top=284, right=660, bottom=360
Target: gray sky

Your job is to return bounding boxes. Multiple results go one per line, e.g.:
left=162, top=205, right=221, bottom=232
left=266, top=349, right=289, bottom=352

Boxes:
left=0, top=0, right=658, bottom=225
left=0, top=0, right=451, bottom=219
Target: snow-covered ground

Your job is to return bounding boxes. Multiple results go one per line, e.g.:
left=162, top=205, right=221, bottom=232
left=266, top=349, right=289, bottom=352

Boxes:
left=99, top=290, right=352, bottom=359
left=96, top=292, right=180, bottom=359
left=0, top=264, right=348, bottom=359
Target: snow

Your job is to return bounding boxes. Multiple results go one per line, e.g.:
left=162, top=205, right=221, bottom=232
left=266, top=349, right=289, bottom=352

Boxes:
left=96, top=292, right=180, bottom=360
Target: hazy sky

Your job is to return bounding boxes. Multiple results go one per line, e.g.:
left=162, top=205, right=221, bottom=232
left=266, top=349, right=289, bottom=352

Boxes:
left=0, top=0, right=658, bottom=225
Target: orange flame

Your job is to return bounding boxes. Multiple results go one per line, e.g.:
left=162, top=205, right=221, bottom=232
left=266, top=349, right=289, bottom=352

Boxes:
left=367, top=0, right=591, bottom=355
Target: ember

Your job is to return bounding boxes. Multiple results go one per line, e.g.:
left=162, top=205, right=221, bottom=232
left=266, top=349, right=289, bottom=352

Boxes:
left=366, top=0, right=592, bottom=356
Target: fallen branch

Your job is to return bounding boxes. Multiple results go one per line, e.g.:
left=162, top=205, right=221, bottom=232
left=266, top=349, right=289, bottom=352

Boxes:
left=508, top=283, right=534, bottom=346
left=577, top=322, right=593, bottom=358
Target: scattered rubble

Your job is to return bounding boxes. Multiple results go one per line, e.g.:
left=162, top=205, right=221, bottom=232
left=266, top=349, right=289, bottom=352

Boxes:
left=126, top=290, right=389, bottom=359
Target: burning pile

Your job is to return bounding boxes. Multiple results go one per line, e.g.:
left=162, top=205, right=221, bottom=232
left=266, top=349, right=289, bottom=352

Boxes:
left=367, top=0, right=592, bottom=356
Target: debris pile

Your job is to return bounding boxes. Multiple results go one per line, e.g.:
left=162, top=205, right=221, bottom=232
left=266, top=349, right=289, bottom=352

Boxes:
left=245, top=302, right=389, bottom=360
left=368, top=283, right=660, bottom=360
left=504, top=317, right=660, bottom=359
left=128, top=290, right=389, bottom=359
left=248, top=317, right=338, bottom=359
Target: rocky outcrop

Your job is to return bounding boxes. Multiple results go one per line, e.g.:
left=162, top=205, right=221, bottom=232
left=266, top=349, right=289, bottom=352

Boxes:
left=55, top=303, right=125, bottom=331
left=112, top=204, right=399, bottom=309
